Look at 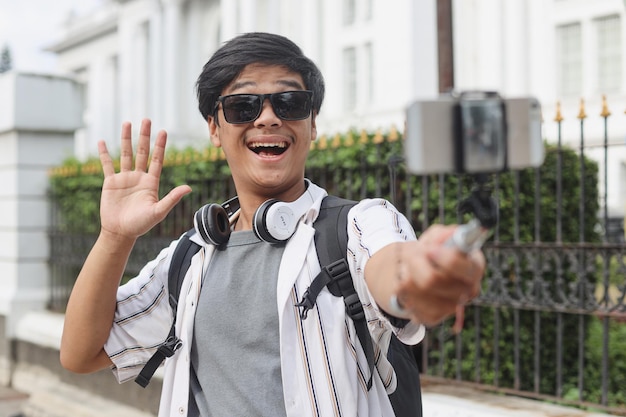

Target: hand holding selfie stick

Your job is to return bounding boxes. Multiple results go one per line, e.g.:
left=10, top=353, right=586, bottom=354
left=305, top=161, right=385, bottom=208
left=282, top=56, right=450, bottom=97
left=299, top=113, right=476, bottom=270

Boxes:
left=446, top=174, right=498, bottom=333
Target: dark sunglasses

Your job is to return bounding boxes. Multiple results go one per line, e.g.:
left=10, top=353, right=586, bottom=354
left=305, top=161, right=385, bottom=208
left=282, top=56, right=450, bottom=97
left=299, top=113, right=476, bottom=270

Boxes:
left=214, top=90, right=313, bottom=124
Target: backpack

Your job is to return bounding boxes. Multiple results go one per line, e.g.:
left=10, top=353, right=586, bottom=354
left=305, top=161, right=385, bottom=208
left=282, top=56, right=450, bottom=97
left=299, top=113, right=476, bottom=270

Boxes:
left=136, top=196, right=422, bottom=417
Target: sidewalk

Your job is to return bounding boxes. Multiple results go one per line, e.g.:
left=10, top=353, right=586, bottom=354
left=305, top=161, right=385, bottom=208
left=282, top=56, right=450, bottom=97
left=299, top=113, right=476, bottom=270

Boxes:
left=421, top=383, right=617, bottom=417
left=0, top=385, right=27, bottom=417
left=0, top=381, right=619, bottom=417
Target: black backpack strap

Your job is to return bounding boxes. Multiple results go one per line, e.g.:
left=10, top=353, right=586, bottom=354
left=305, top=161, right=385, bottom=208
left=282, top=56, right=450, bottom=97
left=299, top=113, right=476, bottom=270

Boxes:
left=296, top=196, right=376, bottom=390
left=167, top=229, right=201, bottom=312
left=296, top=196, right=355, bottom=316
left=135, top=229, right=200, bottom=387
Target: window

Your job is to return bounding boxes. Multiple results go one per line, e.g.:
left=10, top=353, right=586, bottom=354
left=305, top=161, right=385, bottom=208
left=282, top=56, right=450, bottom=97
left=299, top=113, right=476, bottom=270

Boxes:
left=596, top=15, right=621, bottom=93
left=364, top=42, right=373, bottom=102
left=72, top=67, right=90, bottom=120
left=343, top=0, right=356, bottom=26
left=364, top=0, right=373, bottom=21
left=556, top=23, right=582, bottom=96
left=343, top=0, right=372, bottom=25
left=343, top=47, right=357, bottom=111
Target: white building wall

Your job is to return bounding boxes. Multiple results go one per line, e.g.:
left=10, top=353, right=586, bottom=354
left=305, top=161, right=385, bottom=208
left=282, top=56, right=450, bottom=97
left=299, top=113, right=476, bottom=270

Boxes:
left=47, top=0, right=626, bottom=216
left=48, top=0, right=438, bottom=153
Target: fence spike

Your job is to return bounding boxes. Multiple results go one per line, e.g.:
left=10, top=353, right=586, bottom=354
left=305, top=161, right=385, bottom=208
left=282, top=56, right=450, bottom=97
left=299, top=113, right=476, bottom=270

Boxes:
left=313, top=134, right=326, bottom=150
left=388, top=125, right=399, bottom=142
left=373, top=129, right=384, bottom=144
left=332, top=133, right=342, bottom=148
left=318, top=134, right=328, bottom=150
left=600, top=94, right=611, bottom=118
left=358, top=130, right=367, bottom=145
left=577, top=98, right=587, bottom=120
left=344, top=132, right=354, bottom=146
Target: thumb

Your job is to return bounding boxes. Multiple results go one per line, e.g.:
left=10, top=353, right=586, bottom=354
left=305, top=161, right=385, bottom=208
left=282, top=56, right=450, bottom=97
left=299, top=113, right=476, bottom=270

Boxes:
left=153, top=185, right=192, bottom=221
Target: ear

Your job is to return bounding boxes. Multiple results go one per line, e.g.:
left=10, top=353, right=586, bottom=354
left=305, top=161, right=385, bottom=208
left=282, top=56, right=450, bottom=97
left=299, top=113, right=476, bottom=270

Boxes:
left=208, top=115, right=222, bottom=147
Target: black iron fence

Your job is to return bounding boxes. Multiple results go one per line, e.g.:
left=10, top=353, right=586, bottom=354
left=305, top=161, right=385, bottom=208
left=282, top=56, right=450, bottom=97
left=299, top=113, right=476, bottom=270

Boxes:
left=48, top=101, right=626, bottom=414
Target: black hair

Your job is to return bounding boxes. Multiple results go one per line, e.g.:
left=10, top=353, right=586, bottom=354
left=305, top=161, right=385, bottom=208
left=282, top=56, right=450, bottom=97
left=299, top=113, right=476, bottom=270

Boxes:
left=196, top=32, right=325, bottom=121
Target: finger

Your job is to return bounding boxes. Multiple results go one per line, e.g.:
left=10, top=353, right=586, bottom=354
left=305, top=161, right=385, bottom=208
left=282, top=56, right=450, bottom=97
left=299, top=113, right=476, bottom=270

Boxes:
left=451, top=304, right=466, bottom=334
left=120, top=121, right=133, bottom=172
left=398, top=252, right=474, bottom=312
left=147, top=129, right=167, bottom=179
left=418, top=224, right=456, bottom=245
left=152, top=185, right=192, bottom=222
left=421, top=247, right=484, bottom=292
left=398, top=286, right=457, bottom=326
left=426, top=246, right=482, bottom=287
left=393, top=262, right=459, bottom=326
left=469, top=249, right=486, bottom=273
left=402, top=244, right=469, bottom=293
left=398, top=270, right=468, bottom=304
left=134, top=119, right=152, bottom=172
left=98, top=141, right=115, bottom=177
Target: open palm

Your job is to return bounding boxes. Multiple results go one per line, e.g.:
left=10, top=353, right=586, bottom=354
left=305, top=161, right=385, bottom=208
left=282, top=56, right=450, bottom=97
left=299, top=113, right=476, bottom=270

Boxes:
left=98, top=119, right=191, bottom=238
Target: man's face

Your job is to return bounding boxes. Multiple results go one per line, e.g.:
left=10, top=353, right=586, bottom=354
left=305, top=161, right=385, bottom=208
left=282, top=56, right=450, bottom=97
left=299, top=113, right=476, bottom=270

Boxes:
left=208, top=63, right=317, bottom=200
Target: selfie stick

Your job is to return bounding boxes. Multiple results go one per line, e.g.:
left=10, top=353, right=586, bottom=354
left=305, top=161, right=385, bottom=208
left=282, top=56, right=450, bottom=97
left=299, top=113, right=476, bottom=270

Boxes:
left=446, top=174, right=497, bottom=333
left=447, top=174, right=498, bottom=253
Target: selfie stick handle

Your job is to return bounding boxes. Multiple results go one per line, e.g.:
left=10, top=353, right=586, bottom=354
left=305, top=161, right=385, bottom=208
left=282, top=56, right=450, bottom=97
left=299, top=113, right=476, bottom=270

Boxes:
left=447, top=218, right=491, bottom=253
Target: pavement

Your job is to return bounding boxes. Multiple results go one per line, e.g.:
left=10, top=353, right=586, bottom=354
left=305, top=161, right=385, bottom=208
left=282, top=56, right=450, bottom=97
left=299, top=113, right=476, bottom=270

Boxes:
left=421, top=383, right=618, bottom=417
left=0, top=381, right=620, bottom=417
left=0, top=385, right=27, bottom=417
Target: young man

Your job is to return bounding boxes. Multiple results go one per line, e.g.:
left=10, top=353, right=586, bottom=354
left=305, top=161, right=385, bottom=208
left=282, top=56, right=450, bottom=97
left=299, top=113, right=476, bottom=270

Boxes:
left=60, top=32, right=485, bottom=416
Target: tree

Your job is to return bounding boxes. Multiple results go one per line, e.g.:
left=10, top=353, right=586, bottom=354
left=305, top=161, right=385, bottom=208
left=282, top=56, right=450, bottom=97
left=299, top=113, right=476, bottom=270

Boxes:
left=0, top=44, right=13, bottom=73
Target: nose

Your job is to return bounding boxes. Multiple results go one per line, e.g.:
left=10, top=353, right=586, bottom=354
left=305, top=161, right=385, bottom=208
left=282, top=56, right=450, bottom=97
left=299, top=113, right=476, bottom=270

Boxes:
left=254, top=98, right=282, bottom=127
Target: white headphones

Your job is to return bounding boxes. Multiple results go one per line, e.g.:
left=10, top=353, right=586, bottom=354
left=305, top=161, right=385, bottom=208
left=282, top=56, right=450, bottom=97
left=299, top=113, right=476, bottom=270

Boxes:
left=193, top=181, right=314, bottom=245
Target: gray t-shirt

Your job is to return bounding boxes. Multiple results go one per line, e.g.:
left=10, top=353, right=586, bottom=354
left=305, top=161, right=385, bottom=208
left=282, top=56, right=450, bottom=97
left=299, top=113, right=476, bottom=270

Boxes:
left=189, top=230, right=287, bottom=417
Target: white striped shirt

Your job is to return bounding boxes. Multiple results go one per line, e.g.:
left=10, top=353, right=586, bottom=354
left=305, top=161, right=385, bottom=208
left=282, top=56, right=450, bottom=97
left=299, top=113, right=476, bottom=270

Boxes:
left=104, top=181, right=425, bottom=417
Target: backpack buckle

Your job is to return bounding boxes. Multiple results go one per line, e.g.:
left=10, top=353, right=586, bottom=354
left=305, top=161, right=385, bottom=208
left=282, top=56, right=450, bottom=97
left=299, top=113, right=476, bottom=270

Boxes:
left=158, top=335, right=183, bottom=358
left=344, top=293, right=365, bottom=321
left=326, top=259, right=349, bottom=281
left=295, top=290, right=316, bottom=320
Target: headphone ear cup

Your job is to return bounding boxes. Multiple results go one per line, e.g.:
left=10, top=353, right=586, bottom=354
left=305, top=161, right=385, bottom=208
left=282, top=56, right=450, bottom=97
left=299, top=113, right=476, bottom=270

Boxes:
left=194, top=203, right=231, bottom=245
left=253, top=199, right=281, bottom=243
left=254, top=199, right=299, bottom=244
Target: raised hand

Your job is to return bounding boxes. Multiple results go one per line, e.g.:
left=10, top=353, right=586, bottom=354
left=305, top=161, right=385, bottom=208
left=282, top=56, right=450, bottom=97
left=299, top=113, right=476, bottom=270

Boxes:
left=98, top=119, right=192, bottom=239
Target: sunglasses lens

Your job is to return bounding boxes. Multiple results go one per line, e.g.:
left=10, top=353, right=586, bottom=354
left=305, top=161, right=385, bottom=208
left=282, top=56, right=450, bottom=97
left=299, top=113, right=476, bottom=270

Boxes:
left=271, top=91, right=312, bottom=120
left=222, top=95, right=262, bottom=123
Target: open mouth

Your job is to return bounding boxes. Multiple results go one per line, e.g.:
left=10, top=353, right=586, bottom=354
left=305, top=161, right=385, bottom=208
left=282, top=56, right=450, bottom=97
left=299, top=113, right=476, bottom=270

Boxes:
left=248, top=141, right=289, bottom=157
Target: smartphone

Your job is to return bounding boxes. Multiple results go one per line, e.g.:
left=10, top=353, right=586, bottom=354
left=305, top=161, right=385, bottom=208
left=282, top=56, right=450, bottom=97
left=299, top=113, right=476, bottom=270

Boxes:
left=404, top=93, right=544, bottom=175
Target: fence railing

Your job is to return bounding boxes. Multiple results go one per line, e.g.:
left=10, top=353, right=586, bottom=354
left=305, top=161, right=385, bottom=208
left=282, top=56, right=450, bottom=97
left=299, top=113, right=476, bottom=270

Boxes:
left=48, top=100, right=626, bottom=414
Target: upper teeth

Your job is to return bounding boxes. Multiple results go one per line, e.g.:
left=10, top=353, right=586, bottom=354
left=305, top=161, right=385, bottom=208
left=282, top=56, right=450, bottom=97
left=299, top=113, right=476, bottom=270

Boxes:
left=249, top=142, right=287, bottom=148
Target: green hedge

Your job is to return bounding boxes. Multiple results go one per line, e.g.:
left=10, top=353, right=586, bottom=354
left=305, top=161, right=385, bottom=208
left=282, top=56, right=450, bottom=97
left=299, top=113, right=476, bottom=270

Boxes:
left=50, top=128, right=598, bottom=243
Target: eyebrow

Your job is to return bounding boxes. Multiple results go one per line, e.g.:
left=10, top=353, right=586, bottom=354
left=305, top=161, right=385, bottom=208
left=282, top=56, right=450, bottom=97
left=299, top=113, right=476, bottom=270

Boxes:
left=227, top=79, right=305, bottom=94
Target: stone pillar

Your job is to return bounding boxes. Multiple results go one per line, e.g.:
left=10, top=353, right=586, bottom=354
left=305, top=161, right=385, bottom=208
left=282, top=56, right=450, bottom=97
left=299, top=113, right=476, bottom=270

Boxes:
left=0, top=72, right=82, bottom=383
